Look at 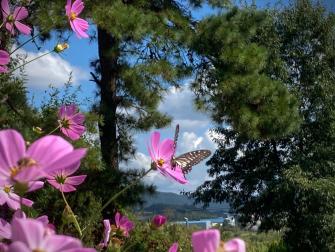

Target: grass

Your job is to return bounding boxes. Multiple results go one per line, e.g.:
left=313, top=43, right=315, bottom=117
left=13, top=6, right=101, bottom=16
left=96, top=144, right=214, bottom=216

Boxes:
left=219, top=226, right=287, bottom=252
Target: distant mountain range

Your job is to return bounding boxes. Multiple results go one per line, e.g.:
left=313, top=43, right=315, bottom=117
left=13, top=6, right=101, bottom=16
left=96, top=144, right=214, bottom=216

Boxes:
left=142, top=191, right=228, bottom=209
left=135, top=191, right=230, bottom=221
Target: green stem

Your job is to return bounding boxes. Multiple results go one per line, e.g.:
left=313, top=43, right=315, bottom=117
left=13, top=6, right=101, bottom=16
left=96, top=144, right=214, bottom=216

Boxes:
left=9, top=50, right=54, bottom=74
left=61, top=191, right=82, bottom=237
left=10, top=32, right=43, bottom=55
left=47, top=125, right=60, bottom=135
left=101, top=168, right=153, bottom=211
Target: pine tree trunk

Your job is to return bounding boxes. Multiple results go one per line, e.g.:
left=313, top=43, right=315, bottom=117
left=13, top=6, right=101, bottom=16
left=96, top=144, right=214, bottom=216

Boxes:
left=97, top=27, right=119, bottom=170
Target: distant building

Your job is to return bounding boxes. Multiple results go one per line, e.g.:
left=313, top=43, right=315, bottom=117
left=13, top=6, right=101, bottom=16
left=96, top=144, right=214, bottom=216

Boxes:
left=174, top=220, right=212, bottom=229
left=173, top=214, right=236, bottom=229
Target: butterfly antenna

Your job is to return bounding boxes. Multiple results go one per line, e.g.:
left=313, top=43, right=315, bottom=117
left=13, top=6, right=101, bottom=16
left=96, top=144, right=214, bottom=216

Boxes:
left=173, top=124, right=179, bottom=151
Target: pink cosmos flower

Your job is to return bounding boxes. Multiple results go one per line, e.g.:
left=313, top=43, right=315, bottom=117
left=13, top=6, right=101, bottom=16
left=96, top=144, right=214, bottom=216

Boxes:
left=58, top=104, right=86, bottom=141
left=0, top=210, right=54, bottom=240
left=65, top=0, right=89, bottom=38
left=1, top=0, right=31, bottom=35
left=152, top=214, right=167, bottom=228
left=168, top=243, right=178, bottom=252
left=224, top=238, right=246, bottom=252
left=147, top=131, right=187, bottom=184
left=46, top=162, right=86, bottom=192
left=0, top=129, right=86, bottom=185
left=114, top=212, right=134, bottom=237
left=191, top=229, right=246, bottom=252
left=8, top=218, right=96, bottom=252
left=192, top=229, right=221, bottom=252
left=0, top=184, right=33, bottom=210
left=0, top=50, right=10, bottom=73
left=0, top=181, right=43, bottom=210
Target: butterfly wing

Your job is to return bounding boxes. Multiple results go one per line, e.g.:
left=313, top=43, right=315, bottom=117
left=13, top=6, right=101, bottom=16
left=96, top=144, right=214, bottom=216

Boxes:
left=173, top=149, right=211, bottom=174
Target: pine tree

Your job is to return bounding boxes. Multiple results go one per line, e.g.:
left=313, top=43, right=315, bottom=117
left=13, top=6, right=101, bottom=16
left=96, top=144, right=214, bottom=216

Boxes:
left=30, top=0, right=231, bottom=169
left=189, top=1, right=335, bottom=250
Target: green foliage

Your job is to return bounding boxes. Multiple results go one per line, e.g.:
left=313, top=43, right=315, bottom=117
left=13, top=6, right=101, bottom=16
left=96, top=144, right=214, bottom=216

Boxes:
left=190, top=1, right=335, bottom=251
left=220, top=228, right=285, bottom=252
left=191, top=7, right=300, bottom=139
left=124, top=223, right=195, bottom=252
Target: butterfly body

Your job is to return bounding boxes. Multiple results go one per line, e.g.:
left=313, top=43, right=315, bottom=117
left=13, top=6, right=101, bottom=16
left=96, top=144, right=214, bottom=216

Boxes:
left=171, top=124, right=211, bottom=175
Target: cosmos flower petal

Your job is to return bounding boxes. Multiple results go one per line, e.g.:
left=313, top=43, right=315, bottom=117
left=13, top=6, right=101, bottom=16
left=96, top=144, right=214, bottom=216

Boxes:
left=13, top=7, right=28, bottom=21
left=0, top=218, right=11, bottom=239
left=43, top=235, right=83, bottom=251
left=0, top=50, right=10, bottom=65
left=47, top=179, right=62, bottom=191
left=72, top=18, right=89, bottom=38
left=114, top=212, right=121, bottom=227
left=5, top=22, right=15, bottom=35
left=27, top=135, right=74, bottom=170
left=0, top=65, right=8, bottom=73
left=11, top=218, right=44, bottom=249
left=13, top=167, right=45, bottom=183
left=9, top=193, right=33, bottom=208
left=72, top=113, right=85, bottom=124
left=0, top=129, right=25, bottom=173
left=65, top=104, right=77, bottom=117
left=158, top=139, right=174, bottom=160
left=192, top=229, right=220, bottom=252
left=66, top=175, right=86, bottom=186
left=103, top=219, right=111, bottom=247
left=1, top=0, right=10, bottom=17
left=60, top=184, right=77, bottom=192
left=27, top=181, right=44, bottom=192
left=159, top=165, right=187, bottom=184
left=71, top=0, right=85, bottom=15
left=14, top=21, right=31, bottom=35
left=8, top=241, right=30, bottom=252
left=168, top=243, right=178, bottom=252
left=150, top=131, right=160, bottom=155
left=224, top=238, right=246, bottom=252
left=45, top=148, right=87, bottom=173
left=65, top=0, right=72, bottom=16
left=35, top=216, right=49, bottom=226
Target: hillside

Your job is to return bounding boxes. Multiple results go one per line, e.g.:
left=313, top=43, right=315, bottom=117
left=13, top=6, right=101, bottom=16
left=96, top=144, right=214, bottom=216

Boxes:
left=135, top=191, right=230, bottom=221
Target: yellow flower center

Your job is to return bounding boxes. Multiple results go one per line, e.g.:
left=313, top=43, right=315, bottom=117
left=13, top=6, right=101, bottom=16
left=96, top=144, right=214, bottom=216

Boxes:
left=4, top=186, right=11, bottom=194
left=157, top=159, right=164, bottom=167
left=70, top=12, right=77, bottom=21
left=10, top=157, right=38, bottom=179
left=60, top=118, right=71, bottom=129
left=33, top=249, right=46, bottom=252
left=7, top=14, right=14, bottom=23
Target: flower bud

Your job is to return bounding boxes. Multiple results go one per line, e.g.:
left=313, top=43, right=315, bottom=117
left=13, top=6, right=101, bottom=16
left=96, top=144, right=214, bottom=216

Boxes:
left=32, top=126, right=43, bottom=134
left=54, top=43, right=69, bottom=53
left=152, top=214, right=167, bottom=228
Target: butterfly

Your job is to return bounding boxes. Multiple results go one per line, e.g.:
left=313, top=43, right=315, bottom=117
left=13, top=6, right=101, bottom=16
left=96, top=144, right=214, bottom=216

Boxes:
left=171, top=124, right=211, bottom=174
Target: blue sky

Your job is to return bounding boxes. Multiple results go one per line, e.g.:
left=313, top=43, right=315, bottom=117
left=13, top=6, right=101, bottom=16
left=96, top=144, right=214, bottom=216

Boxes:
left=20, top=0, right=331, bottom=193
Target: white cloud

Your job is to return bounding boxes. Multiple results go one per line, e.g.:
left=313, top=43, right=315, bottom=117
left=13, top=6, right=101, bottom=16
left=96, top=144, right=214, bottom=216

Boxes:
left=158, top=85, right=211, bottom=131
left=13, top=48, right=88, bottom=89
left=178, top=131, right=204, bottom=153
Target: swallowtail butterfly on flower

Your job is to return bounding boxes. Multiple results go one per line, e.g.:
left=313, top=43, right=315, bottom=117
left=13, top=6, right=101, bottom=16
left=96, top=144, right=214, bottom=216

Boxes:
left=171, top=124, right=211, bottom=174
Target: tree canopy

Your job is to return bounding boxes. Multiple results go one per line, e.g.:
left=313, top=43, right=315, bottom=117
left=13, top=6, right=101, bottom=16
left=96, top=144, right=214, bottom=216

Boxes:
left=189, top=1, right=335, bottom=250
